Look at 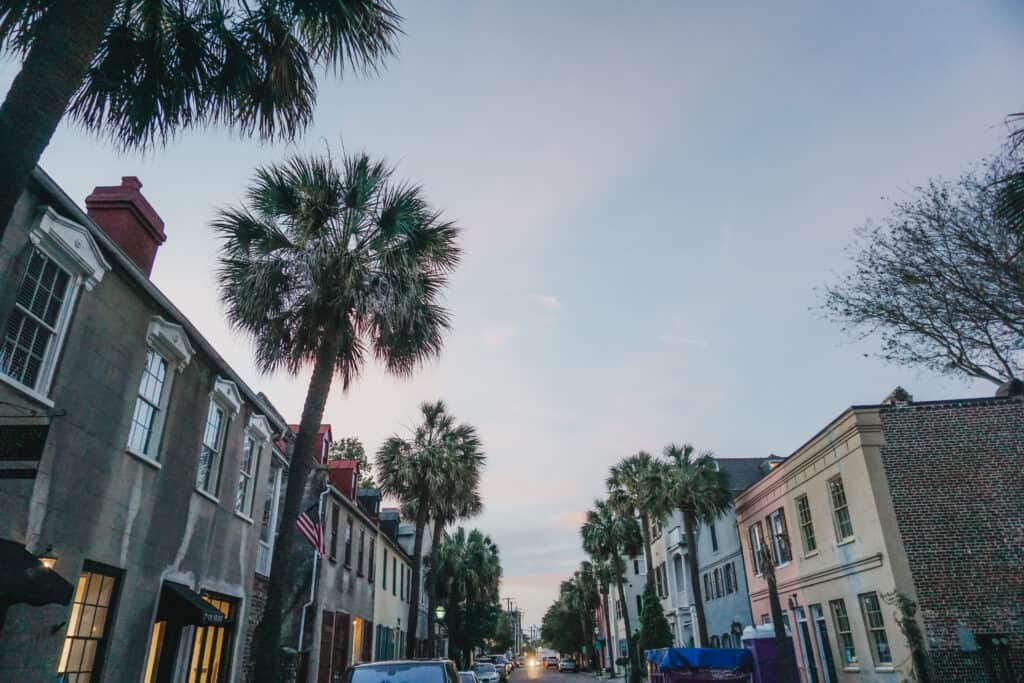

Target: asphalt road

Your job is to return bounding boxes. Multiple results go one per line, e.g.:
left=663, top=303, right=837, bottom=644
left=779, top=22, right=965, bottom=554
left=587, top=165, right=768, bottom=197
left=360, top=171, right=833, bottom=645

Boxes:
left=518, top=665, right=582, bottom=682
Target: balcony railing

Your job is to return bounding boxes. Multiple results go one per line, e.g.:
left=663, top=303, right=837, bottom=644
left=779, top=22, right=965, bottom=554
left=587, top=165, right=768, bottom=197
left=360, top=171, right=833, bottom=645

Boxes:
left=256, top=541, right=272, bottom=576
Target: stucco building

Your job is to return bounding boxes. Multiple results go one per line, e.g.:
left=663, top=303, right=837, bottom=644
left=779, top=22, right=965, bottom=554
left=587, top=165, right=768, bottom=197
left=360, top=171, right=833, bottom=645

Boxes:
left=371, top=508, right=413, bottom=660
left=735, top=388, right=1022, bottom=683
left=0, top=170, right=288, bottom=682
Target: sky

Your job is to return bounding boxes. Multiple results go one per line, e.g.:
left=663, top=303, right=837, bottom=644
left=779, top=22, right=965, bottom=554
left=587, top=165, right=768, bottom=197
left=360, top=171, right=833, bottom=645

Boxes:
left=4, top=0, right=1023, bottom=629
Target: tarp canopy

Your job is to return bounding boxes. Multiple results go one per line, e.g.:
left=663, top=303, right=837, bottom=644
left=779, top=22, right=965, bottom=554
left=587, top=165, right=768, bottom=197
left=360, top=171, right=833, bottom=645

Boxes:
left=645, top=647, right=753, bottom=672
left=0, top=539, right=73, bottom=607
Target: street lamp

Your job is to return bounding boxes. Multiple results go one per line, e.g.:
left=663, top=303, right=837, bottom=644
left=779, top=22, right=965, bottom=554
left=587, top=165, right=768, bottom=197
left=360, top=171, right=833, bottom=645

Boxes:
left=435, top=605, right=446, bottom=622
left=38, top=545, right=57, bottom=570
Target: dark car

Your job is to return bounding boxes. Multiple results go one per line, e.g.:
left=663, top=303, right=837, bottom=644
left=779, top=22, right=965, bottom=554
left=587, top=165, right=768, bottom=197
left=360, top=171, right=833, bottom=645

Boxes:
left=346, top=660, right=461, bottom=683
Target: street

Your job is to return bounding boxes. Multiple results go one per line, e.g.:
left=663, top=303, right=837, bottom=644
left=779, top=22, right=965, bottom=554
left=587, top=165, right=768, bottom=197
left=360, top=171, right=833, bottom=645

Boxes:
left=519, top=666, right=585, bottom=683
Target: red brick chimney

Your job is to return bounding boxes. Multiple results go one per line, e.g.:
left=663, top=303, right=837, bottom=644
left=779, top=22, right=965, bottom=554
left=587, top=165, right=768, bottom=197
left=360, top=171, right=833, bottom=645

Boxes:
left=85, top=177, right=166, bottom=276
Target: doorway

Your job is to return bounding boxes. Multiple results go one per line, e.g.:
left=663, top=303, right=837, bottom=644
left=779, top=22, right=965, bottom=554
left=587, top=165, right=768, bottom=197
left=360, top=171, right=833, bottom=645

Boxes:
left=809, top=604, right=838, bottom=683
left=793, top=607, right=819, bottom=683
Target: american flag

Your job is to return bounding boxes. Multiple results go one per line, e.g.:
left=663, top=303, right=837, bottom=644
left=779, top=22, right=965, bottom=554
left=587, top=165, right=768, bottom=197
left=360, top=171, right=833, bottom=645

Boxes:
left=296, top=502, right=325, bottom=558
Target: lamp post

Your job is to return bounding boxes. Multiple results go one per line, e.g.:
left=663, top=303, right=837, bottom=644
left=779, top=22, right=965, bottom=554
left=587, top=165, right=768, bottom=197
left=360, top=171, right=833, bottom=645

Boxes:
left=435, top=606, right=448, bottom=659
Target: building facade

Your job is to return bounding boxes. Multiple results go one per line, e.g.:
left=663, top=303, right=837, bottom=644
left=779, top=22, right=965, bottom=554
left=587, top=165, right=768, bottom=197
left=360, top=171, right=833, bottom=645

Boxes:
left=0, top=171, right=288, bottom=682
left=735, top=388, right=1023, bottom=683
left=611, top=553, right=645, bottom=664
left=372, top=508, right=413, bottom=661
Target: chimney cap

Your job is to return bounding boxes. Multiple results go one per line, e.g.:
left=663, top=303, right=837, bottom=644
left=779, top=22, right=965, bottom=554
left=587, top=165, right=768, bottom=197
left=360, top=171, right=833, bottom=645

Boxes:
left=121, top=176, right=142, bottom=190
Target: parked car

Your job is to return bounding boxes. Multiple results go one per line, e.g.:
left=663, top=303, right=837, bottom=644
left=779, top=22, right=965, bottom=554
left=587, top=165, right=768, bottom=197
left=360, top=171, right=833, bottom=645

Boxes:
left=346, top=659, right=461, bottom=683
left=491, top=655, right=512, bottom=677
left=558, top=659, right=578, bottom=673
left=543, top=656, right=559, bottom=669
left=470, top=663, right=500, bottom=683
left=460, top=672, right=481, bottom=683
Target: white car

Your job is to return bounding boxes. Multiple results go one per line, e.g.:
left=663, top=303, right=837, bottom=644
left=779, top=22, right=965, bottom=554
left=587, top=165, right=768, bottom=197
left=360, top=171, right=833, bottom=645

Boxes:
left=558, top=659, right=577, bottom=673
left=471, top=663, right=500, bottom=683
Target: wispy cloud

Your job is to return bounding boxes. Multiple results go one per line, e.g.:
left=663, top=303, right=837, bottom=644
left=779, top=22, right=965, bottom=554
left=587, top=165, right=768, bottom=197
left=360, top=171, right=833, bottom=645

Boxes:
left=534, top=294, right=562, bottom=311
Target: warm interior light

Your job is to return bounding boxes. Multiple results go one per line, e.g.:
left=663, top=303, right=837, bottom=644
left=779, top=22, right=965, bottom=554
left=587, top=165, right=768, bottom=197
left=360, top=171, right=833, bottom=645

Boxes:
left=38, top=546, right=57, bottom=570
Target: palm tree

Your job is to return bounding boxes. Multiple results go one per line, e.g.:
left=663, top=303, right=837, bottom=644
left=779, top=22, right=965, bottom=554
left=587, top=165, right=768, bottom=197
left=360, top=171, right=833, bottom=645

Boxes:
left=0, top=0, right=401, bottom=239
left=214, top=152, right=459, bottom=680
left=661, top=443, right=733, bottom=647
left=608, top=451, right=674, bottom=587
left=591, top=558, right=617, bottom=677
left=575, top=561, right=602, bottom=670
left=377, top=400, right=482, bottom=657
left=581, top=499, right=643, bottom=681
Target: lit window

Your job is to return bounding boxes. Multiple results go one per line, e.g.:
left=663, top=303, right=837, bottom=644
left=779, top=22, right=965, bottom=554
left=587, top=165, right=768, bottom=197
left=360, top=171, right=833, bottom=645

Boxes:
left=828, top=477, right=855, bottom=541
left=127, top=351, right=169, bottom=457
left=188, top=593, right=236, bottom=682
left=858, top=593, right=892, bottom=664
left=197, top=402, right=227, bottom=495
left=829, top=599, right=858, bottom=665
left=58, top=565, right=121, bottom=681
left=796, top=495, right=817, bottom=553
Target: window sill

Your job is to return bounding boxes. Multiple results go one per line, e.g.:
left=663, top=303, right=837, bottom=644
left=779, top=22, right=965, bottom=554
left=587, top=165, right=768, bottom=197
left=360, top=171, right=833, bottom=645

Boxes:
left=126, top=448, right=161, bottom=470
left=836, top=537, right=857, bottom=547
left=775, top=561, right=791, bottom=569
left=803, top=550, right=819, bottom=559
left=875, top=665, right=895, bottom=673
left=234, top=511, right=254, bottom=525
left=194, top=488, right=220, bottom=505
left=843, top=666, right=861, bottom=672
left=0, top=373, right=55, bottom=408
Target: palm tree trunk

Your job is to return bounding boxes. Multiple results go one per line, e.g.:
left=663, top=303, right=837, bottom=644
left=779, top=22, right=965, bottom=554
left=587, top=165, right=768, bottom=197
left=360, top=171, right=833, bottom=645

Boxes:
left=426, top=516, right=445, bottom=655
left=762, top=555, right=796, bottom=683
left=601, top=589, right=616, bottom=676
left=252, top=321, right=344, bottom=683
left=614, top=560, right=639, bottom=680
left=683, top=510, right=709, bottom=647
left=0, top=0, right=117, bottom=238
left=640, top=512, right=655, bottom=588
left=407, top=506, right=428, bottom=657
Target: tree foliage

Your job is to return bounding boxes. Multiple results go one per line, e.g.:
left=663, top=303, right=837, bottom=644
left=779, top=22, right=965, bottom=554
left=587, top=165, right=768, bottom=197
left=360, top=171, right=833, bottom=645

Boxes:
left=638, top=583, right=673, bottom=654
left=328, top=436, right=374, bottom=487
left=823, top=151, right=1024, bottom=385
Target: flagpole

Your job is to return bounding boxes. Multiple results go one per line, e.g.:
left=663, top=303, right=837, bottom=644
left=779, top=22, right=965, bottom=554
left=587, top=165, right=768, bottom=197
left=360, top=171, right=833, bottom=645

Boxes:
left=298, top=487, right=330, bottom=653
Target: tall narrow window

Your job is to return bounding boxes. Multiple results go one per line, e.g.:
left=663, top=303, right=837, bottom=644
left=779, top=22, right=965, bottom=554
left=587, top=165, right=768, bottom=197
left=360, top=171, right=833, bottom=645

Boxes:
left=57, top=564, right=121, bottom=682
left=767, top=509, right=791, bottom=564
left=329, top=505, right=340, bottom=562
left=654, top=564, right=664, bottom=597
left=1, top=249, right=71, bottom=390
left=197, top=402, right=228, bottom=495
left=748, top=522, right=765, bottom=575
left=127, top=350, right=168, bottom=457
left=368, top=538, right=375, bottom=582
left=710, top=524, right=719, bottom=552
left=635, top=594, right=642, bottom=616
left=829, top=599, right=857, bottom=665
left=383, top=549, right=389, bottom=588
left=392, top=558, right=398, bottom=595
left=713, top=568, right=723, bottom=598
left=235, top=435, right=260, bottom=516
left=828, top=476, right=854, bottom=541
left=188, top=593, right=236, bottom=682
left=703, top=573, right=712, bottom=601
left=344, top=518, right=353, bottom=567
left=633, top=558, right=640, bottom=575
left=795, top=495, right=817, bottom=553
left=858, top=592, right=892, bottom=664
left=357, top=529, right=366, bottom=575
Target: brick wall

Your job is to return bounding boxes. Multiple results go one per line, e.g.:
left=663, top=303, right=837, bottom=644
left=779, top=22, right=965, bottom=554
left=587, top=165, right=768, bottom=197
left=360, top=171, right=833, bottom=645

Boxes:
left=880, top=398, right=1024, bottom=682
left=241, top=575, right=270, bottom=683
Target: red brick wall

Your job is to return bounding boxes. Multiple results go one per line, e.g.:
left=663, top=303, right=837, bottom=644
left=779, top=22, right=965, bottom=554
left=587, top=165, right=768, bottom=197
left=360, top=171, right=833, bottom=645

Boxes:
left=241, top=575, right=270, bottom=683
left=880, top=398, right=1024, bottom=682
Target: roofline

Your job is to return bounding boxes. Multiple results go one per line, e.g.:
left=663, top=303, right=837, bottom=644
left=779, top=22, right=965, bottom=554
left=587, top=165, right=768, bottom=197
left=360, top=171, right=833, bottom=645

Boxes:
left=30, top=167, right=289, bottom=434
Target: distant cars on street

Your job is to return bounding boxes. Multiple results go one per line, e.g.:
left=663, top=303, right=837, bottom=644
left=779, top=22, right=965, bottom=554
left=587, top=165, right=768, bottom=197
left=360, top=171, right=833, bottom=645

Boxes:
left=460, top=672, right=480, bottom=683
left=557, top=658, right=577, bottom=673
left=543, top=656, right=559, bottom=669
left=470, top=663, right=500, bottom=683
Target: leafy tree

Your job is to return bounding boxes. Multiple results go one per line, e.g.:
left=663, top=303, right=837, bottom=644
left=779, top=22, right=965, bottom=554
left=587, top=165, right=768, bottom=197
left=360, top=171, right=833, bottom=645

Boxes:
left=214, top=151, right=459, bottom=680
left=661, top=444, right=732, bottom=647
left=638, top=583, right=673, bottom=654
left=431, top=527, right=502, bottom=668
left=823, top=151, right=1024, bottom=385
left=608, top=451, right=673, bottom=589
left=328, top=436, right=374, bottom=487
left=0, top=0, right=401, bottom=239
left=376, top=400, right=482, bottom=657
left=489, top=610, right=516, bottom=654
left=581, top=499, right=643, bottom=683
left=996, top=112, right=1024, bottom=240
left=541, top=598, right=585, bottom=658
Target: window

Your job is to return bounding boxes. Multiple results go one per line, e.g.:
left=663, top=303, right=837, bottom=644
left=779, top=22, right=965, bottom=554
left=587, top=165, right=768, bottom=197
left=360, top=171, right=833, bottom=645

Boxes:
left=127, top=351, right=169, bottom=457
left=748, top=522, right=765, bottom=575
left=767, top=509, right=791, bottom=565
left=383, top=549, right=388, bottom=588
left=796, top=495, right=817, bottom=553
left=633, top=557, right=644, bottom=575
left=828, top=476, right=854, bottom=541
left=368, top=539, right=375, bottom=582
left=829, top=599, right=858, bottom=665
left=57, top=564, right=121, bottom=681
left=344, top=517, right=354, bottom=567
left=329, top=505, right=340, bottom=562
left=709, top=635, right=720, bottom=648
left=654, top=563, right=665, bottom=598
left=710, top=524, right=718, bottom=552
left=721, top=634, right=731, bottom=648
left=357, top=529, right=366, bottom=576
left=197, top=402, right=228, bottom=495
left=713, top=568, right=723, bottom=598
left=392, top=558, right=398, bottom=595
left=703, top=573, right=712, bottom=601
left=188, top=592, right=236, bottom=682
left=635, top=594, right=642, bottom=616
left=724, top=563, right=735, bottom=593
left=235, top=435, right=259, bottom=516
left=858, top=592, right=892, bottom=664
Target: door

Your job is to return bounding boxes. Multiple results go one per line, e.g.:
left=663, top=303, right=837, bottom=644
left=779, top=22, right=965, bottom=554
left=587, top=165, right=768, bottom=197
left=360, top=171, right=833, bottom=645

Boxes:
left=794, top=607, right=819, bottom=683
left=809, top=604, right=838, bottom=683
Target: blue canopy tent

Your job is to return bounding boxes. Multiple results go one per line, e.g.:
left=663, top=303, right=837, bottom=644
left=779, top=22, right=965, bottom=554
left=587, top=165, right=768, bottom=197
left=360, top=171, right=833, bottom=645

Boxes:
left=645, top=647, right=753, bottom=672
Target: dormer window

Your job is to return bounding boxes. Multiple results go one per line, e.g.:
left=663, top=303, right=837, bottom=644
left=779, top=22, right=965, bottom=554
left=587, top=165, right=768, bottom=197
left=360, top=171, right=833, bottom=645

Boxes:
left=0, top=207, right=109, bottom=401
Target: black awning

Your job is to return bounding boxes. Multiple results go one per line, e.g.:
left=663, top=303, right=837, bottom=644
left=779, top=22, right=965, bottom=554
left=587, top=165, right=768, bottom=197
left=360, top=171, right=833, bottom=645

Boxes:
left=0, top=539, right=74, bottom=606
left=156, top=582, right=226, bottom=626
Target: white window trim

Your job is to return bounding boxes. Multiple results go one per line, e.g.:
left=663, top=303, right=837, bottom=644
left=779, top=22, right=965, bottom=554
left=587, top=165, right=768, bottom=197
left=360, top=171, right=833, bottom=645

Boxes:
left=196, top=391, right=232, bottom=497
left=2, top=207, right=110, bottom=400
left=126, top=344, right=179, bottom=462
left=145, top=316, right=195, bottom=372
left=236, top=414, right=273, bottom=518
left=211, top=376, right=242, bottom=416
